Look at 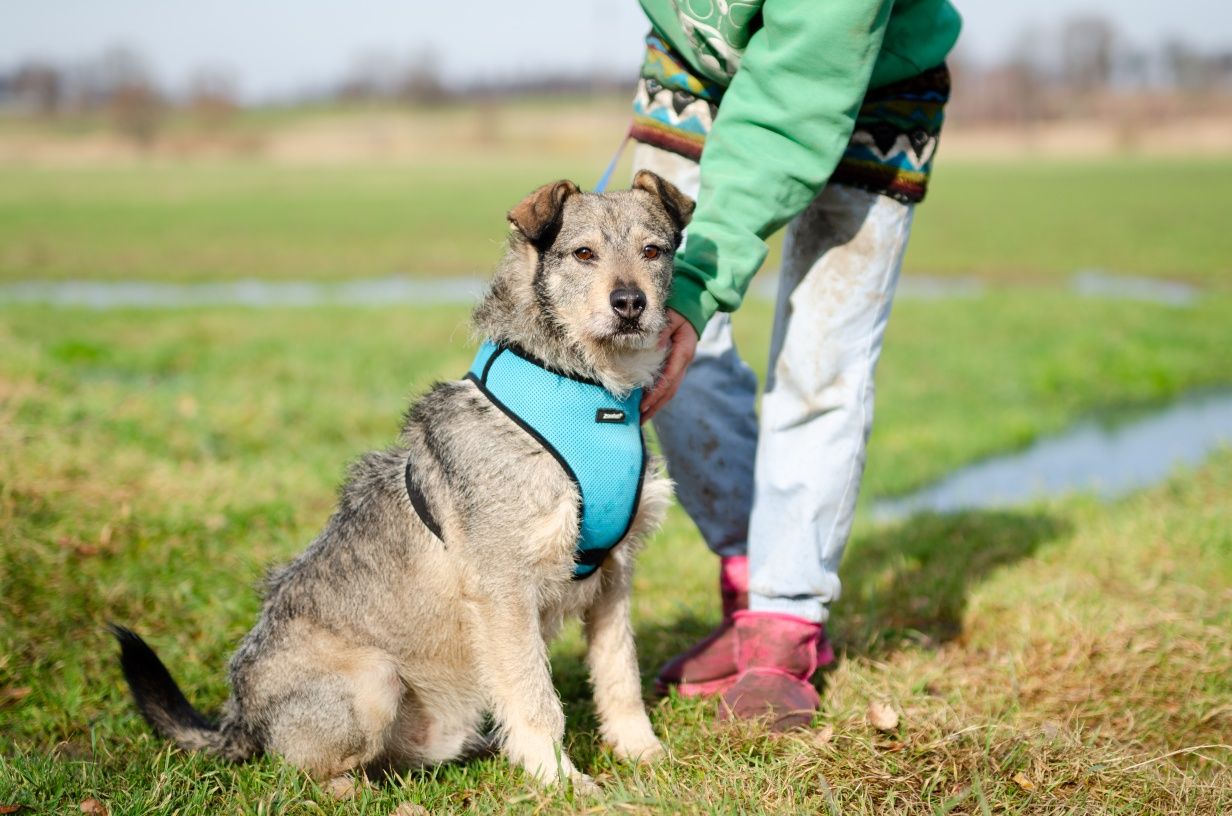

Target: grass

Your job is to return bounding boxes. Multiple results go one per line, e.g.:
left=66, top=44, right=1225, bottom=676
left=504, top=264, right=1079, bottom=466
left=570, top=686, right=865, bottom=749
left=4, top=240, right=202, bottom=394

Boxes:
left=1, top=291, right=1230, bottom=814
left=909, top=159, right=1232, bottom=286
left=1, top=138, right=1230, bottom=811
left=1, top=157, right=1230, bottom=286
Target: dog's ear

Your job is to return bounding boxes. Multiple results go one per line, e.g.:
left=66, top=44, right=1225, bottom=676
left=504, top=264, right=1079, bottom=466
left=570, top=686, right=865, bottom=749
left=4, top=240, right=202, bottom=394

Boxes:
left=507, top=180, right=581, bottom=246
left=632, top=170, right=695, bottom=240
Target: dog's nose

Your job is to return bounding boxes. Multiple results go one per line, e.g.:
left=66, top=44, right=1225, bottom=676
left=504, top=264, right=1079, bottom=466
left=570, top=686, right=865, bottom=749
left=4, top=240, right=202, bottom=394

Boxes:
left=610, top=287, right=647, bottom=320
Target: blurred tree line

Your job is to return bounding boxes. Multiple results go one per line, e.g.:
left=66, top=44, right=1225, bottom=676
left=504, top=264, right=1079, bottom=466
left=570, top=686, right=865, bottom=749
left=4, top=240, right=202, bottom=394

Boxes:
left=949, top=16, right=1232, bottom=124
left=0, top=46, right=237, bottom=149
left=1, top=15, right=1229, bottom=150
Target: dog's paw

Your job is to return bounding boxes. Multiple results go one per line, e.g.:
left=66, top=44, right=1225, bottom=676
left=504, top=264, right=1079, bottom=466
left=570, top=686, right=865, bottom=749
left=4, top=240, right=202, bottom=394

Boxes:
left=526, top=765, right=600, bottom=797
left=614, top=737, right=665, bottom=764
left=569, top=771, right=602, bottom=797
left=324, top=774, right=372, bottom=800
left=520, top=751, right=597, bottom=793
left=605, top=717, right=665, bottom=764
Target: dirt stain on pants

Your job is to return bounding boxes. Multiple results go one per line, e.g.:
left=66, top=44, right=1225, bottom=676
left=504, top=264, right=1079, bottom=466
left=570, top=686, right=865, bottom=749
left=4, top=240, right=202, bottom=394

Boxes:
left=635, top=143, right=914, bottom=622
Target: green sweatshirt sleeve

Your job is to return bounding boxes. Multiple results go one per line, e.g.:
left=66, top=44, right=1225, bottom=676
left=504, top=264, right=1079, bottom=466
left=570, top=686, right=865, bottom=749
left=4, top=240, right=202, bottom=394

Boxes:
left=666, top=0, right=894, bottom=336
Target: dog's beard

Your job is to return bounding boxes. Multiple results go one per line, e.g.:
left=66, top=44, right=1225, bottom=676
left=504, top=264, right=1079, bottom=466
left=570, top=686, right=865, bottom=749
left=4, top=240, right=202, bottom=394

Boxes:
left=582, top=311, right=662, bottom=350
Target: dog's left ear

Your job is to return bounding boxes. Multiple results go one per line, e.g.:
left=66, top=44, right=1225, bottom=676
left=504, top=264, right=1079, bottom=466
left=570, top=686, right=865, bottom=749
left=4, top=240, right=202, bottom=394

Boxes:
left=633, top=170, right=695, bottom=241
left=507, top=180, right=581, bottom=246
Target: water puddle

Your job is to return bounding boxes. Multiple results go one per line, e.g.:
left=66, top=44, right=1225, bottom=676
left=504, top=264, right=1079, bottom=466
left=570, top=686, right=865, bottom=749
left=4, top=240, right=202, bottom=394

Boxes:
left=1, top=271, right=1200, bottom=310
left=0, top=275, right=487, bottom=309
left=5, top=274, right=985, bottom=309
left=872, top=389, right=1232, bottom=523
left=752, top=273, right=984, bottom=302
left=1071, top=269, right=1198, bottom=307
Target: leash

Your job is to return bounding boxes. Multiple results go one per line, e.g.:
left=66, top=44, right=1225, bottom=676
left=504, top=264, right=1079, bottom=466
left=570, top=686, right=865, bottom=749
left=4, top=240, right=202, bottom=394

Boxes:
left=593, top=134, right=631, bottom=193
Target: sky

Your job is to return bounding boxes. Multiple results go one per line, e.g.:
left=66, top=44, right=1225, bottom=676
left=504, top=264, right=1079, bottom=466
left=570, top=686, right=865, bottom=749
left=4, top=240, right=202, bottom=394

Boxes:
left=4, top=0, right=1230, bottom=101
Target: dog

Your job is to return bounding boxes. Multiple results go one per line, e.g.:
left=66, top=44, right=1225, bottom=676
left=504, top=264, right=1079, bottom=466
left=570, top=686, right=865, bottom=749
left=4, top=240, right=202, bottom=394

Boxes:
left=109, top=170, right=695, bottom=793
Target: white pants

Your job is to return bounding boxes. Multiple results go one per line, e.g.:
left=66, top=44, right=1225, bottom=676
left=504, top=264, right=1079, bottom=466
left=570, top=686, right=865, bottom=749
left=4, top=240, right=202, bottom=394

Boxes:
left=635, top=144, right=914, bottom=623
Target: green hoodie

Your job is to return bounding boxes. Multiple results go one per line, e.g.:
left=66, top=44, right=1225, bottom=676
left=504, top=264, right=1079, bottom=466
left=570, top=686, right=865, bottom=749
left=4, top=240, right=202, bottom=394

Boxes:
left=639, top=0, right=962, bottom=335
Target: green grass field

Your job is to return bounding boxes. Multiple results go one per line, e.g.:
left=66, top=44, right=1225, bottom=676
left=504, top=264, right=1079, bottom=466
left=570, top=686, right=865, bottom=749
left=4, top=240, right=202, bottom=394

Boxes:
left=2, top=158, right=1230, bottom=285
left=2, top=150, right=1231, bottom=813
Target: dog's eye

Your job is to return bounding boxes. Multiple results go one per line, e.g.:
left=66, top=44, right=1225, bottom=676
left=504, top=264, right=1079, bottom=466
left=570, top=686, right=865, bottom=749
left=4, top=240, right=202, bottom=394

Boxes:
left=642, top=245, right=662, bottom=260
left=573, top=247, right=595, bottom=262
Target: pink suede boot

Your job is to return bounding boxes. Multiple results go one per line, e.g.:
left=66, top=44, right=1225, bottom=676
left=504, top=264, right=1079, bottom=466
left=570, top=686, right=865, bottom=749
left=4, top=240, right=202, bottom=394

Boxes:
left=718, top=611, right=835, bottom=732
left=654, top=555, right=748, bottom=697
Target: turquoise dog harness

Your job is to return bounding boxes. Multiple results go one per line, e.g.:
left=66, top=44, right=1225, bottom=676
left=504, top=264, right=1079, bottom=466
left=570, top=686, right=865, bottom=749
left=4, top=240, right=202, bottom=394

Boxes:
left=407, top=340, right=646, bottom=579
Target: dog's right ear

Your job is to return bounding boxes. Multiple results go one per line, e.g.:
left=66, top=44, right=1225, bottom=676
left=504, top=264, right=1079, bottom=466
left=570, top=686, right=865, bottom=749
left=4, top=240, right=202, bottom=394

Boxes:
left=507, top=180, right=580, bottom=246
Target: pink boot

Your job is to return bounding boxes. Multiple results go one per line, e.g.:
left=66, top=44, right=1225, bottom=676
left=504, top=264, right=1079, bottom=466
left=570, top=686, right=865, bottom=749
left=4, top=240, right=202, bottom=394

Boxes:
left=655, top=556, right=748, bottom=697
left=719, top=611, right=835, bottom=732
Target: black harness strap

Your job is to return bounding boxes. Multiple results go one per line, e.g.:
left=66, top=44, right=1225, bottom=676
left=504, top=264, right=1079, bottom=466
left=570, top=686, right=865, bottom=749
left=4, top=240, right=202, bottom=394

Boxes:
left=404, top=458, right=444, bottom=541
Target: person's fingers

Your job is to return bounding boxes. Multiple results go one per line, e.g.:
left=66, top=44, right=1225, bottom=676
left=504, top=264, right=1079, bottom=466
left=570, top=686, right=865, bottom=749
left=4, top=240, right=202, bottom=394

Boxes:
left=641, top=309, right=698, bottom=422
left=643, top=374, right=679, bottom=422
left=642, top=339, right=690, bottom=421
left=657, top=322, right=674, bottom=350
left=641, top=364, right=671, bottom=420
left=642, top=382, right=666, bottom=421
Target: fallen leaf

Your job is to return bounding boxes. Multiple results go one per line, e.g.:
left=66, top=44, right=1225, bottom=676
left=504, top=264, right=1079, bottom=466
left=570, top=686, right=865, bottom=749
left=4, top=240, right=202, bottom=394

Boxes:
left=0, top=805, right=25, bottom=814
left=79, top=799, right=107, bottom=815
left=391, top=804, right=430, bottom=816
left=1012, top=772, right=1035, bottom=791
left=867, top=700, right=899, bottom=732
left=876, top=740, right=907, bottom=752
left=811, top=724, right=835, bottom=747
left=0, top=687, right=32, bottom=705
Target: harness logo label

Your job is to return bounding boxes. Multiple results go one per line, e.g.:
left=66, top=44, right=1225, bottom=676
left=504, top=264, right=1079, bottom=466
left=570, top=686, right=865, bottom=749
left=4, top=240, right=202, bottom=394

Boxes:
left=595, top=408, right=626, bottom=424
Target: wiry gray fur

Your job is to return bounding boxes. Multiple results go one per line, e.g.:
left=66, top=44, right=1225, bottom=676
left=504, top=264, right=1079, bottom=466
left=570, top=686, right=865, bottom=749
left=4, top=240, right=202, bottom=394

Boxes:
left=111, top=172, right=695, bottom=792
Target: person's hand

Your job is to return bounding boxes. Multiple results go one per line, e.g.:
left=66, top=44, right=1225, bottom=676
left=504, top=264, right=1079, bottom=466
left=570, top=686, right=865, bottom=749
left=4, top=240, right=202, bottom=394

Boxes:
left=641, top=309, right=698, bottom=423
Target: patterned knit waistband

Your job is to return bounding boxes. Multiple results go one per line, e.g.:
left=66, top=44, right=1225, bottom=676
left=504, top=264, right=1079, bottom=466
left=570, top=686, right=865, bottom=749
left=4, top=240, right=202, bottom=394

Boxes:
left=629, top=34, right=721, bottom=163
left=629, top=33, right=951, bottom=204
left=831, top=65, right=951, bottom=203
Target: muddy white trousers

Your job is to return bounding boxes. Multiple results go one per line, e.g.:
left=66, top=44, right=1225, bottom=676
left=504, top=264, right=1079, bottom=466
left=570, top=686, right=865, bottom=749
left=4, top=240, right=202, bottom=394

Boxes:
left=634, top=144, right=914, bottom=623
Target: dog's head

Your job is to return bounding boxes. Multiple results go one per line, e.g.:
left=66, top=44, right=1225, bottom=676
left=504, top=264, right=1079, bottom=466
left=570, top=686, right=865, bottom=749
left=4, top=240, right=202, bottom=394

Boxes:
left=475, top=171, right=694, bottom=392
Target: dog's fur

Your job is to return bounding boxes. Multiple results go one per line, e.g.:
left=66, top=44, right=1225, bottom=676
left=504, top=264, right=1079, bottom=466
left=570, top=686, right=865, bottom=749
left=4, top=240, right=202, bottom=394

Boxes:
left=110, top=171, right=695, bottom=792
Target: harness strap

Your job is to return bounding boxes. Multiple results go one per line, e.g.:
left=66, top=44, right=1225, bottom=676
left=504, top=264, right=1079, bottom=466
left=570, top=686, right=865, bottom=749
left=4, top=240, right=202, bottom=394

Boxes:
left=594, top=134, right=631, bottom=193
left=404, top=459, right=443, bottom=541
left=404, top=341, right=645, bottom=580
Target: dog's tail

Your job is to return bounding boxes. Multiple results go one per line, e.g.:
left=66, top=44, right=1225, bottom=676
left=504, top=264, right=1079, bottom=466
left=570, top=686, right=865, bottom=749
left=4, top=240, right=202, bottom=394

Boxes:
left=108, top=624, right=259, bottom=762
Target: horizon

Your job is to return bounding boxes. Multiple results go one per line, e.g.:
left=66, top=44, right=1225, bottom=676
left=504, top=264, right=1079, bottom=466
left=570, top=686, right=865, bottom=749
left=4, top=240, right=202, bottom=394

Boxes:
left=3, top=0, right=1230, bottom=103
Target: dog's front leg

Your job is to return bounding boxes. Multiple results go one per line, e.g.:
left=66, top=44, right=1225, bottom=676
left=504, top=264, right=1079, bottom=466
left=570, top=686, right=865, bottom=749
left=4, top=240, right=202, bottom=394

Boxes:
left=469, top=593, right=592, bottom=791
left=584, top=563, right=664, bottom=763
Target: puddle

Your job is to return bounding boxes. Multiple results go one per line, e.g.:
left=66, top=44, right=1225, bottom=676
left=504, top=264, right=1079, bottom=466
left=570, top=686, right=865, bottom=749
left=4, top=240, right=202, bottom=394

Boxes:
left=894, top=276, right=986, bottom=300
left=0, top=275, right=487, bottom=309
left=1071, top=269, right=1198, bottom=307
left=752, top=273, right=983, bottom=301
left=1, top=271, right=1200, bottom=310
left=5, top=273, right=984, bottom=309
left=872, top=389, right=1232, bottom=523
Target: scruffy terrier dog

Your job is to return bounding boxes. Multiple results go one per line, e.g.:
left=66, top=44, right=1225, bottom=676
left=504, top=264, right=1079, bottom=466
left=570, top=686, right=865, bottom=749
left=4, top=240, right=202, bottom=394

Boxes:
left=110, top=171, right=694, bottom=793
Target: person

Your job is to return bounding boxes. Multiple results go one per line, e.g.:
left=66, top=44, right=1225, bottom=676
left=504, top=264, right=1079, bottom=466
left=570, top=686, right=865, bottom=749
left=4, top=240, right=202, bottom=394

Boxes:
left=627, top=0, right=962, bottom=729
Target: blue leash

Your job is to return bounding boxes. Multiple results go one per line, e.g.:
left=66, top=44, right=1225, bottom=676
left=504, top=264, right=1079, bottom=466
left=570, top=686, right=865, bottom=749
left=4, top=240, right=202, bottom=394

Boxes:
left=594, top=136, right=631, bottom=193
